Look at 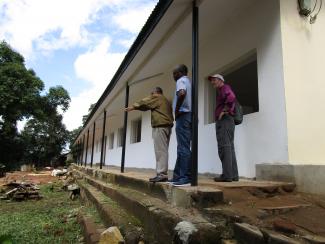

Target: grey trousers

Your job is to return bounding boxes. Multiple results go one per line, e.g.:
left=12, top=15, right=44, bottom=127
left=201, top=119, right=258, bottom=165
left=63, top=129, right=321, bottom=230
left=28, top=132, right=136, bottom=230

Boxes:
left=215, top=115, right=238, bottom=180
left=152, top=127, right=172, bottom=176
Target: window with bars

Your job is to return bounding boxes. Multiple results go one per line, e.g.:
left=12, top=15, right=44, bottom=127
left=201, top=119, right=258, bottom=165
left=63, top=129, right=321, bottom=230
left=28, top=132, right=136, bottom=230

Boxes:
left=117, top=128, right=124, bottom=147
left=108, top=132, right=114, bottom=149
left=130, top=118, right=142, bottom=144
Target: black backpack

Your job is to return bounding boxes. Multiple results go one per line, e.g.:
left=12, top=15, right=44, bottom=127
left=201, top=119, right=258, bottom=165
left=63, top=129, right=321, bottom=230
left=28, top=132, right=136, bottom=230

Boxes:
left=233, top=100, right=243, bottom=125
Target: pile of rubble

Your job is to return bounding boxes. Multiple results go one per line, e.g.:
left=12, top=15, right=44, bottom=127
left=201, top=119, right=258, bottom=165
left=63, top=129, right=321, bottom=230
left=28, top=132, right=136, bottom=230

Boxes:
left=0, top=181, right=42, bottom=201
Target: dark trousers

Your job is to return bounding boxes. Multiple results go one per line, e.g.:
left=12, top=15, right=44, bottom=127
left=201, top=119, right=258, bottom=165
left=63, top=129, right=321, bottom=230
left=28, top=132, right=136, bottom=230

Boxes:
left=215, top=115, right=238, bottom=180
left=173, top=112, right=192, bottom=183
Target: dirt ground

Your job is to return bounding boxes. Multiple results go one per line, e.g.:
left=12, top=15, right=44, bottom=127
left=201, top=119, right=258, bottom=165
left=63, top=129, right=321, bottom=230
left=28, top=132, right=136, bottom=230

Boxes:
left=0, top=170, right=57, bottom=186
left=0, top=171, right=83, bottom=244
left=215, top=186, right=325, bottom=236
left=103, top=166, right=325, bottom=238
left=3, top=168, right=325, bottom=239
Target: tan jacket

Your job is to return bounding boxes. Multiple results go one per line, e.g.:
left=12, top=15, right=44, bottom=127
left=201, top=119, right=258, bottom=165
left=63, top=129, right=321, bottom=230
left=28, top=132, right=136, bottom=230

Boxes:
left=133, top=94, right=174, bottom=128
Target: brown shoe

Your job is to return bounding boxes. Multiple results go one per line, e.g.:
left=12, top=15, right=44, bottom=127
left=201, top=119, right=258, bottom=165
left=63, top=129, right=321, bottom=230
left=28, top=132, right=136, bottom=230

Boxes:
left=149, top=175, right=168, bottom=183
left=214, top=177, right=232, bottom=182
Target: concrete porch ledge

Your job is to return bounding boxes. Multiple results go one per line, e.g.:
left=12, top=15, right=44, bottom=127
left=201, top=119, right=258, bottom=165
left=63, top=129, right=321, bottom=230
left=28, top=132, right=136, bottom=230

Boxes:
left=256, top=163, right=325, bottom=195
left=72, top=164, right=224, bottom=209
left=72, top=164, right=295, bottom=208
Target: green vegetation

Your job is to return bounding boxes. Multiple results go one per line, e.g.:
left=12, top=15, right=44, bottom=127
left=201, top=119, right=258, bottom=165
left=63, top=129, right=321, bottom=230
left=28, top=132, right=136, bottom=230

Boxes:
left=0, top=40, right=71, bottom=169
left=0, top=183, right=83, bottom=244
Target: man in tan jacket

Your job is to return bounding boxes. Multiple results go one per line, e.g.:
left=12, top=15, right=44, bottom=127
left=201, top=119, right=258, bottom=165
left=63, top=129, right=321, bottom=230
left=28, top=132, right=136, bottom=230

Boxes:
left=125, top=87, right=174, bottom=182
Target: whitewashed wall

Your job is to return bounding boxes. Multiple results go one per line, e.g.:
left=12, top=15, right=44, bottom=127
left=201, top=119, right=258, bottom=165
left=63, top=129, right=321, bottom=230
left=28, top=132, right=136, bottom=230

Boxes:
left=90, top=0, right=288, bottom=178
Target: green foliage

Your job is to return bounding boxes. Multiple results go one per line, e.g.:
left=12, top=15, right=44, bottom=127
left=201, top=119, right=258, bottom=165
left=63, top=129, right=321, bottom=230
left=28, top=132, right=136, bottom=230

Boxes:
left=82, top=103, right=95, bottom=125
left=0, top=41, right=44, bottom=122
left=0, top=183, right=82, bottom=244
left=47, top=86, right=70, bottom=112
left=0, top=235, right=14, bottom=244
left=0, top=40, right=71, bottom=169
left=20, top=116, right=69, bottom=167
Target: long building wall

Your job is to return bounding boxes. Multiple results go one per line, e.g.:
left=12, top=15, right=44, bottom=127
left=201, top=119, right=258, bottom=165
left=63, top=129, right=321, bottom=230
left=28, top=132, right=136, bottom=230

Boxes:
left=85, top=0, right=289, bottom=178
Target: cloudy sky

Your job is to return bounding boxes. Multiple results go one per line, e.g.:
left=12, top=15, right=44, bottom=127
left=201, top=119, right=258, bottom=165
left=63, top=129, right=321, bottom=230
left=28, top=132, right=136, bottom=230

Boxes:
left=0, top=0, right=158, bottom=130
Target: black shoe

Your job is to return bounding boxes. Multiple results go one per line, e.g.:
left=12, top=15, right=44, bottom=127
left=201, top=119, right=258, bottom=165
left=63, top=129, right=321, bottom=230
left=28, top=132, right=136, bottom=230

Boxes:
left=232, top=177, right=239, bottom=181
left=214, top=176, right=232, bottom=182
left=149, top=175, right=168, bottom=183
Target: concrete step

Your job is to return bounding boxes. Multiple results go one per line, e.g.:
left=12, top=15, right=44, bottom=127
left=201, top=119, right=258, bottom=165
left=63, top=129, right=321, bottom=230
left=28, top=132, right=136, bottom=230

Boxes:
left=78, top=180, right=144, bottom=243
left=72, top=164, right=224, bottom=209
left=77, top=214, right=106, bottom=244
left=75, top=169, right=226, bottom=244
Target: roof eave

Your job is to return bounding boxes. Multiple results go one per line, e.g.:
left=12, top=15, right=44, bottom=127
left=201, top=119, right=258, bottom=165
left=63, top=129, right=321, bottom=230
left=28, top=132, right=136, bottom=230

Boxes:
left=75, top=0, right=174, bottom=143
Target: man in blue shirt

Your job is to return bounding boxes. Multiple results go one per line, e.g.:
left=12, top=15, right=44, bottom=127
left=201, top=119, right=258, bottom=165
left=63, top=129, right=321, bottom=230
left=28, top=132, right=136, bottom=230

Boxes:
left=170, top=64, right=192, bottom=186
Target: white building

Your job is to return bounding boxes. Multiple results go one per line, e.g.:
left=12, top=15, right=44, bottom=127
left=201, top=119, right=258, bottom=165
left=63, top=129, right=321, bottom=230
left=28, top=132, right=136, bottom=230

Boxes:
left=75, top=0, right=325, bottom=189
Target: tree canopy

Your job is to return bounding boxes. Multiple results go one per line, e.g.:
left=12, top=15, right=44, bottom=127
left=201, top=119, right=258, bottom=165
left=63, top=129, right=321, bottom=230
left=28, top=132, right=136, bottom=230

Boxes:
left=0, top=41, right=71, bottom=169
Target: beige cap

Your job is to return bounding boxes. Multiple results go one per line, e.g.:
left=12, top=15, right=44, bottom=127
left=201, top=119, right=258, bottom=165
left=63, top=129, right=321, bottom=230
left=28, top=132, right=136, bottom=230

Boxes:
left=208, top=74, right=224, bottom=82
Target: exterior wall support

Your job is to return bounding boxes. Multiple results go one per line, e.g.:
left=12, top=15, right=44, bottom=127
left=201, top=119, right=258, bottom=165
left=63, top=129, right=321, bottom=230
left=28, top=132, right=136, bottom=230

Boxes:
left=90, top=122, right=96, bottom=168
left=100, top=110, right=107, bottom=169
left=191, top=0, right=199, bottom=186
left=85, top=129, right=89, bottom=166
left=121, top=84, right=129, bottom=173
left=81, top=134, right=85, bottom=166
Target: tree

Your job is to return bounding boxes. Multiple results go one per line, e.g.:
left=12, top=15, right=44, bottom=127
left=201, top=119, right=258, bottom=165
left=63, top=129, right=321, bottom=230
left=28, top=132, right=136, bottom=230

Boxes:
left=21, top=115, right=69, bottom=167
left=67, top=126, right=82, bottom=161
left=82, top=103, right=95, bottom=125
left=20, top=86, right=71, bottom=167
left=0, top=41, right=44, bottom=121
left=0, top=41, right=71, bottom=169
left=0, top=41, right=44, bottom=168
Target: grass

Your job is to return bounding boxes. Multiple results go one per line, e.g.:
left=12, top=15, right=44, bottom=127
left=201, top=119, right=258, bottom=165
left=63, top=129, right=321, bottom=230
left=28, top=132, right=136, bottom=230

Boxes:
left=0, top=182, right=83, bottom=244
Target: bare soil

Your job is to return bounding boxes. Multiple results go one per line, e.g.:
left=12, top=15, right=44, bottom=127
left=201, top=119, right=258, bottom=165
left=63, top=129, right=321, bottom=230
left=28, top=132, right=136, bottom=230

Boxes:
left=0, top=170, right=56, bottom=185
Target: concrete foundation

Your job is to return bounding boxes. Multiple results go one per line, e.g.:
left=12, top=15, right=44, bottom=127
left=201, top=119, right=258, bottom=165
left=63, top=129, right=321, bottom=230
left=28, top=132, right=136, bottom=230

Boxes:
left=256, top=163, right=325, bottom=195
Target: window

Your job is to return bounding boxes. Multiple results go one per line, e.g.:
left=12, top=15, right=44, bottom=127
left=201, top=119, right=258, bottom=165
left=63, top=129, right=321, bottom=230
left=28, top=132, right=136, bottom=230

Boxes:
left=130, top=118, right=142, bottom=144
left=108, top=132, right=114, bottom=149
left=205, top=51, right=259, bottom=124
left=117, top=128, right=124, bottom=147
left=97, top=140, right=101, bottom=152
left=103, top=136, right=107, bottom=163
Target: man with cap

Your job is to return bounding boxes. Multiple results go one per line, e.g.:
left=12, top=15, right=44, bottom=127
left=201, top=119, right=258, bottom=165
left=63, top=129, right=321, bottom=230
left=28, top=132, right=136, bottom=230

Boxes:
left=125, top=87, right=174, bottom=182
left=208, top=74, right=239, bottom=182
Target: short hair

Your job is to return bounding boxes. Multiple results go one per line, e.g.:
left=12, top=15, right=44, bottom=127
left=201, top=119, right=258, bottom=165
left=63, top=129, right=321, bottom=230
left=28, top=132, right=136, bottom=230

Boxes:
left=174, top=64, right=188, bottom=75
left=153, top=87, right=163, bottom=94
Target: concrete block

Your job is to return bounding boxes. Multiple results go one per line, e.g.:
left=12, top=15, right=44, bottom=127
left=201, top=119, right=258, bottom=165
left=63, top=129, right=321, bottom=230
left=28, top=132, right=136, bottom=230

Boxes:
left=256, top=163, right=295, bottom=182
left=233, top=223, right=264, bottom=244
left=256, top=163, right=325, bottom=195
left=171, top=187, right=193, bottom=208
left=194, top=187, right=224, bottom=208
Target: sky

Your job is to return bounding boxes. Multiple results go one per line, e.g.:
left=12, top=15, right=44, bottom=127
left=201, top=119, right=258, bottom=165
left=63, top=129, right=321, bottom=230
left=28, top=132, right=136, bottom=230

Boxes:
left=0, top=0, right=158, bottom=131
